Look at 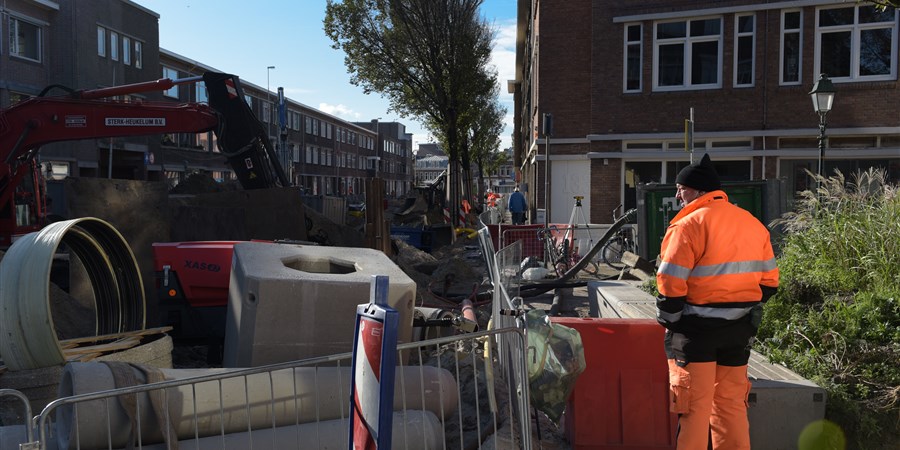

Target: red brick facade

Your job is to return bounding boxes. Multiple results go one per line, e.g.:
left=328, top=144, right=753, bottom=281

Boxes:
left=512, top=0, right=900, bottom=224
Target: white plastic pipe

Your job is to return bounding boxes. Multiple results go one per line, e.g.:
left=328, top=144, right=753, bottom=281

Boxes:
left=120, top=411, right=444, bottom=450
left=56, top=362, right=458, bottom=449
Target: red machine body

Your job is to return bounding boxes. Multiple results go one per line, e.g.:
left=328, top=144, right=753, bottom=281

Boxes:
left=153, top=241, right=240, bottom=308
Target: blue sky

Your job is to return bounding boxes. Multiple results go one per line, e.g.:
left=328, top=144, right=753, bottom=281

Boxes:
left=134, top=0, right=518, bottom=152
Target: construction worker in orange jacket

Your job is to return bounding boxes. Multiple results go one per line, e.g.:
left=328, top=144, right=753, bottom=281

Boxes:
left=656, top=154, right=779, bottom=450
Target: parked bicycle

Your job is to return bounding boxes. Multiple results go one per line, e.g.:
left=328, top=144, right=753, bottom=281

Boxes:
left=537, top=199, right=601, bottom=277
left=538, top=225, right=570, bottom=276
left=601, top=204, right=638, bottom=270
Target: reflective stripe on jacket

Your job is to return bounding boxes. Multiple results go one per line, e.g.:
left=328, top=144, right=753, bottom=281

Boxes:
left=656, top=190, right=779, bottom=328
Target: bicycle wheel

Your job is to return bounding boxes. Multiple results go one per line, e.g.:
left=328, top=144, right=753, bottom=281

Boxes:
left=550, top=239, right=571, bottom=276
left=602, top=237, right=627, bottom=270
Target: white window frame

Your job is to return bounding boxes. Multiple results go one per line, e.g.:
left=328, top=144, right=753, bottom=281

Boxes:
left=196, top=83, right=208, bottom=103
left=733, top=13, right=755, bottom=87
left=9, top=15, right=42, bottom=62
left=780, top=9, right=803, bottom=85
left=623, top=23, right=643, bottom=93
left=122, top=36, right=131, bottom=65
left=652, top=16, right=723, bottom=91
left=110, top=31, right=118, bottom=61
left=97, top=26, right=106, bottom=57
left=815, top=4, right=899, bottom=82
left=262, top=101, right=271, bottom=124
left=162, top=67, right=179, bottom=98
left=134, top=41, right=142, bottom=68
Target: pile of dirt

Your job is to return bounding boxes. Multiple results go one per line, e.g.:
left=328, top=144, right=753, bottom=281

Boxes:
left=168, top=172, right=240, bottom=195
left=391, top=233, right=489, bottom=312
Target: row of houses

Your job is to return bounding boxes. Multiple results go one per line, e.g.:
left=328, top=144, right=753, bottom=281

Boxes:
left=0, top=0, right=416, bottom=199
left=510, top=0, right=900, bottom=225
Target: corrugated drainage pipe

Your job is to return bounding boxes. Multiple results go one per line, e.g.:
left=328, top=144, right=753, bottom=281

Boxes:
left=0, top=218, right=145, bottom=371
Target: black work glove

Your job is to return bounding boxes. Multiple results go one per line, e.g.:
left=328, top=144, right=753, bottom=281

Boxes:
left=749, top=303, right=764, bottom=330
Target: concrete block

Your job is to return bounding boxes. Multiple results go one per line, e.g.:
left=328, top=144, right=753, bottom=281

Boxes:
left=223, top=242, right=415, bottom=367
left=747, top=355, right=828, bottom=449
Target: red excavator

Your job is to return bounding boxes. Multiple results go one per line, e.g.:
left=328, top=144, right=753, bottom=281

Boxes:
left=0, top=71, right=289, bottom=249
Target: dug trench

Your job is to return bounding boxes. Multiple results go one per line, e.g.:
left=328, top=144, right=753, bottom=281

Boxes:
left=0, top=174, right=576, bottom=446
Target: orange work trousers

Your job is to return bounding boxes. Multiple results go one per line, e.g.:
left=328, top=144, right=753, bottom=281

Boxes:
left=668, top=359, right=751, bottom=450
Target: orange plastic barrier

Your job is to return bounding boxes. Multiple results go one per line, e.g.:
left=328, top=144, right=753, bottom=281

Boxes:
left=550, top=318, right=676, bottom=450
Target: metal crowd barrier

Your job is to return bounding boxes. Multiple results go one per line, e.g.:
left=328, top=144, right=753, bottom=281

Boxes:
left=3, top=327, right=531, bottom=450
left=476, top=212, right=533, bottom=449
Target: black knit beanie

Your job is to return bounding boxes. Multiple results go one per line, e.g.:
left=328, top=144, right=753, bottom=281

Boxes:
left=675, top=153, right=721, bottom=192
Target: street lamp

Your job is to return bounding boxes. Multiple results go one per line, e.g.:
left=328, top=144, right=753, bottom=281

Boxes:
left=809, top=73, right=835, bottom=181
left=266, top=66, right=275, bottom=141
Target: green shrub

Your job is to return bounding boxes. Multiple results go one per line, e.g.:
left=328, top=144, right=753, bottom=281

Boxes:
left=758, top=168, right=900, bottom=449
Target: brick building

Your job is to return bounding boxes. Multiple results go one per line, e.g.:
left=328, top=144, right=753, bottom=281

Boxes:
left=0, top=0, right=414, bottom=198
left=510, top=0, right=900, bottom=224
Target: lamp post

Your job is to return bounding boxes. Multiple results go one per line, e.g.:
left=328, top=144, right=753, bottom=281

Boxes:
left=541, top=113, right=552, bottom=229
left=809, top=73, right=835, bottom=182
left=266, top=65, right=275, bottom=141
left=374, top=117, right=381, bottom=179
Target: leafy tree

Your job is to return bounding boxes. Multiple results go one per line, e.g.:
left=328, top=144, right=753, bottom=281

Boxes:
left=469, top=97, right=506, bottom=202
left=870, top=1, right=899, bottom=9
left=324, top=0, right=498, bottom=217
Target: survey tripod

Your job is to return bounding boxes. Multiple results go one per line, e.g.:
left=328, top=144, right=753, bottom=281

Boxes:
left=541, top=195, right=600, bottom=276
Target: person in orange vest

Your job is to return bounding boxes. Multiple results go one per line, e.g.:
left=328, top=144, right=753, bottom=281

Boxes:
left=486, top=189, right=499, bottom=208
left=656, top=154, right=779, bottom=450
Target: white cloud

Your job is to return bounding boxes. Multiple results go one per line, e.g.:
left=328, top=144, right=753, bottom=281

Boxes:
left=318, top=103, right=362, bottom=120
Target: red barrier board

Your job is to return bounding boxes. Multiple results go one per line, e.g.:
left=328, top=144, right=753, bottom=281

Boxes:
left=550, top=317, right=676, bottom=449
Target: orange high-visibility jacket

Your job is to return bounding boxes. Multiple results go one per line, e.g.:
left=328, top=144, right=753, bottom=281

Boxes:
left=657, top=191, right=779, bottom=323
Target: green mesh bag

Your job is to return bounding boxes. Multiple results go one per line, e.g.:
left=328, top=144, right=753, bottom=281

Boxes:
left=525, top=309, right=587, bottom=422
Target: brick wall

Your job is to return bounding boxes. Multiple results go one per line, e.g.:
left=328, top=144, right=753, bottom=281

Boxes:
left=535, top=1, right=900, bottom=139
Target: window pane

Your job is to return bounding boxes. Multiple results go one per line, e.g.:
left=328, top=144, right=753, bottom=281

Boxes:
left=712, top=160, right=751, bottom=182
left=820, top=31, right=852, bottom=77
left=738, top=15, right=754, bottom=33
left=626, top=44, right=641, bottom=90
left=690, top=19, right=720, bottom=37
left=737, top=36, right=753, bottom=84
left=97, top=26, right=105, bottom=56
left=657, top=22, right=685, bottom=39
left=819, top=7, right=854, bottom=27
left=658, top=43, right=684, bottom=85
left=691, top=41, right=719, bottom=84
left=163, top=67, right=179, bottom=97
left=196, top=84, right=208, bottom=103
left=627, top=24, right=641, bottom=41
left=859, top=5, right=895, bottom=24
left=134, top=42, right=142, bottom=68
left=859, top=27, right=892, bottom=76
left=15, top=20, right=40, bottom=59
left=783, top=33, right=800, bottom=82
left=784, top=11, right=800, bottom=29
left=110, top=32, right=118, bottom=60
